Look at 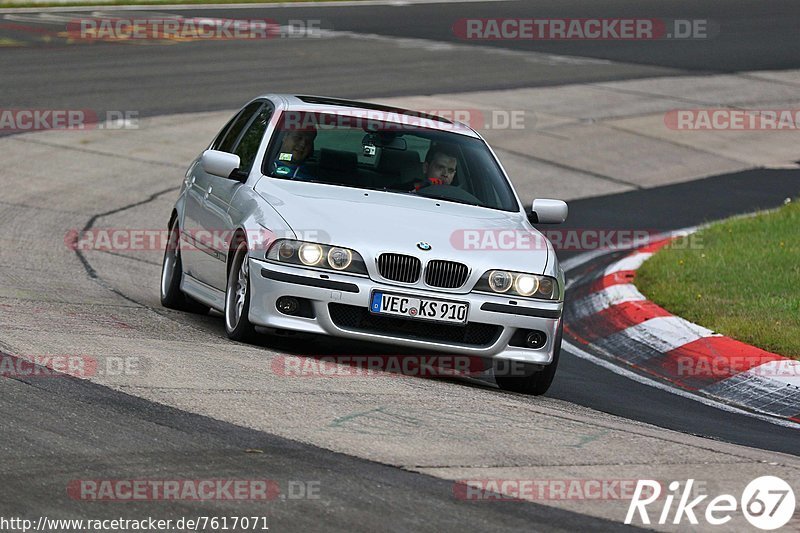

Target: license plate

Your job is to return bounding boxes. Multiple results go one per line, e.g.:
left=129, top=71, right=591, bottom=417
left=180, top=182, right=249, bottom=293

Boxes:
left=370, top=291, right=469, bottom=324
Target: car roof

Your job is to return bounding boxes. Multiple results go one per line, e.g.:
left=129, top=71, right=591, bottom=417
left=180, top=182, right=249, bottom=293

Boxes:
left=255, top=93, right=481, bottom=138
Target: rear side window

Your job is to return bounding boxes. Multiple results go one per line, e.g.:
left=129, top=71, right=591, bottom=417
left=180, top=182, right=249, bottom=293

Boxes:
left=233, top=106, right=273, bottom=173
left=213, top=101, right=264, bottom=153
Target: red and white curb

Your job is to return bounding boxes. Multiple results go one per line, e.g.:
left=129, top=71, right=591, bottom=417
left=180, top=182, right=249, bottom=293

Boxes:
left=563, top=237, right=800, bottom=425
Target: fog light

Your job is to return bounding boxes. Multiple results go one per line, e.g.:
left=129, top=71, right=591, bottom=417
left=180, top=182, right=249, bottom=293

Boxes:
left=276, top=296, right=300, bottom=315
left=525, top=330, right=547, bottom=349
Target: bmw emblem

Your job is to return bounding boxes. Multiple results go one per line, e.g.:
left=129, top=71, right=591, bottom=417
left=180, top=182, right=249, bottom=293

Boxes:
left=417, top=242, right=431, bottom=251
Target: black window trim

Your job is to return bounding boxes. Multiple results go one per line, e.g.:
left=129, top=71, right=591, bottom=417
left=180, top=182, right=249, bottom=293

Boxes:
left=212, top=100, right=267, bottom=155
left=229, top=100, right=275, bottom=175
left=226, top=100, right=266, bottom=154
left=209, top=114, right=238, bottom=151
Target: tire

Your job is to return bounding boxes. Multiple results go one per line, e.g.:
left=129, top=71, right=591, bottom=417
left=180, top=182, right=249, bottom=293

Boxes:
left=494, top=322, right=562, bottom=396
left=160, top=218, right=210, bottom=314
left=224, top=240, right=258, bottom=342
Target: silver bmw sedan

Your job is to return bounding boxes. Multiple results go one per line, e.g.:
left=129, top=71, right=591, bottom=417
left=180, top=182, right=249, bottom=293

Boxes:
left=161, top=94, right=568, bottom=395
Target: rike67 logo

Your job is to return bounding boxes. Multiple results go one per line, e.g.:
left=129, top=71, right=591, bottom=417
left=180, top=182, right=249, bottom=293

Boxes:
left=625, top=477, right=796, bottom=530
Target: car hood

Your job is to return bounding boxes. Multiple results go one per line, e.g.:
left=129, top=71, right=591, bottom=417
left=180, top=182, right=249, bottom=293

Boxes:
left=254, top=178, right=550, bottom=274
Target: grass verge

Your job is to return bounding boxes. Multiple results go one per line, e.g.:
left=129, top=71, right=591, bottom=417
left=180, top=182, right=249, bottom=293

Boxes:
left=636, top=199, right=800, bottom=359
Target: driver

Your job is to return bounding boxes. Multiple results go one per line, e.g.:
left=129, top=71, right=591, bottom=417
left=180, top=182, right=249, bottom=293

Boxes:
left=272, top=127, right=317, bottom=180
left=414, top=143, right=458, bottom=191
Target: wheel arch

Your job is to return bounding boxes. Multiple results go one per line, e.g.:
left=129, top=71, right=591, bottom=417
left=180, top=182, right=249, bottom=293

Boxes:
left=227, top=228, right=249, bottom=276
left=167, top=209, right=178, bottom=230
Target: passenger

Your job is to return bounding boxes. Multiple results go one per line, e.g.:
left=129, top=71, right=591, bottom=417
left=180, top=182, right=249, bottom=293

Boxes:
left=272, top=127, right=317, bottom=180
left=414, top=143, right=458, bottom=191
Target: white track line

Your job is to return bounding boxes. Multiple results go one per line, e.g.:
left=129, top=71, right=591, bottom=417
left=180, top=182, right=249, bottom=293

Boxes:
left=562, top=339, right=800, bottom=430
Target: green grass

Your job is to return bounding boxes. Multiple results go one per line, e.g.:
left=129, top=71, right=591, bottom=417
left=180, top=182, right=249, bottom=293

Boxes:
left=0, top=0, right=346, bottom=8
left=636, top=199, right=800, bottom=359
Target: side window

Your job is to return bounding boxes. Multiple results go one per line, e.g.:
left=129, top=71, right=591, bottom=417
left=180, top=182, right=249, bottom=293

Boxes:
left=233, top=106, right=274, bottom=173
left=214, top=101, right=264, bottom=153
left=209, top=116, right=237, bottom=151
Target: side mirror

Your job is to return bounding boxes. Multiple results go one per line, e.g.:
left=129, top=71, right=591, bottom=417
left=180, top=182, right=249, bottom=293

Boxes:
left=529, top=199, right=568, bottom=224
left=201, top=150, right=246, bottom=181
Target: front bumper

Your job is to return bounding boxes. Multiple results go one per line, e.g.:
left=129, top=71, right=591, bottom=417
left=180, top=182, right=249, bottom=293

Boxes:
left=248, top=257, right=562, bottom=364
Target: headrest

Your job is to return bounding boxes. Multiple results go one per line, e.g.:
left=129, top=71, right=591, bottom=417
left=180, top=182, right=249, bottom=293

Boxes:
left=378, top=149, right=421, bottom=182
left=378, top=149, right=419, bottom=173
left=319, top=149, right=358, bottom=172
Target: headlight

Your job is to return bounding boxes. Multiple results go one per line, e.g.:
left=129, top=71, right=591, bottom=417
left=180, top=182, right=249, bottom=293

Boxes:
left=299, top=243, right=323, bottom=266
left=278, top=241, right=295, bottom=260
left=327, top=247, right=352, bottom=270
left=488, top=270, right=512, bottom=293
left=514, top=274, right=539, bottom=296
left=266, top=239, right=367, bottom=275
left=474, top=270, right=559, bottom=300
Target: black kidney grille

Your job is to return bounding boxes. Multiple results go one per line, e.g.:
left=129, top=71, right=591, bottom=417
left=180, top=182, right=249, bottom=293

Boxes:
left=377, top=253, right=421, bottom=283
left=425, top=260, right=469, bottom=288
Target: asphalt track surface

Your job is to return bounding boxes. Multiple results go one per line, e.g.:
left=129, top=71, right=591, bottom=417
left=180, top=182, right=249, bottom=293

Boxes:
left=0, top=357, right=630, bottom=532
left=0, top=0, right=799, bottom=117
left=1, top=0, right=799, bottom=530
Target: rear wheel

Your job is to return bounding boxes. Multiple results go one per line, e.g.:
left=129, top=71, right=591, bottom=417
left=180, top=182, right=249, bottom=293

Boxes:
left=494, top=322, right=562, bottom=396
left=225, top=240, right=257, bottom=342
left=160, top=218, right=209, bottom=314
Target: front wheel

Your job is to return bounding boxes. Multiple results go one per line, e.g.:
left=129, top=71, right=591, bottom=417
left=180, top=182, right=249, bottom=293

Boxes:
left=225, top=240, right=257, bottom=342
left=494, top=322, right=562, bottom=396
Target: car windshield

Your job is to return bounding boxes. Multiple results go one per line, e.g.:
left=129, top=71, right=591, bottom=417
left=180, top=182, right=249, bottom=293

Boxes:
left=262, top=110, right=520, bottom=212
